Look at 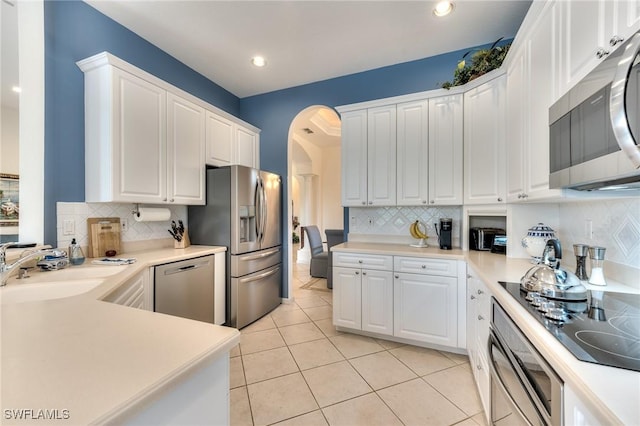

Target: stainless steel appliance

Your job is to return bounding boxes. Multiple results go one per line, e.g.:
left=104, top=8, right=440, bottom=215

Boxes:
left=549, top=31, right=640, bottom=191
left=489, top=298, right=563, bottom=425
left=469, top=227, right=505, bottom=251
left=188, top=166, right=282, bottom=328
left=498, top=281, right=640, bottom=372
left=154, top=255, right=215, bottom=323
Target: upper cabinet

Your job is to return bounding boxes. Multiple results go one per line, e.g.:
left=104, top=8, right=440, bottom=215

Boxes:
left=339, top=93, right=464, bottom=208
left=464, top=75, right=507, bottom=205
left=340, top=106, right=396, bottom=207
left=78, top=52, right=259, bottom=205
left=428, top=94, right=463, bottom=205
left=397, top=100, right=428, bottom=206
left=506, top=1, right=563, bottom=202
left=205, top=113, right=260, bottom=169
left=558, top=0, right=640, bottom=95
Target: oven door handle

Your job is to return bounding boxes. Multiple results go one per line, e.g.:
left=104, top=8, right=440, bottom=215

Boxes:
left=487, top=331, right=541, bottom=426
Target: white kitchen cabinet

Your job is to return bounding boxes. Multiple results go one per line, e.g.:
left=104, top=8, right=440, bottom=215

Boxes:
left=103, top=269, right=152, bottom=310
left=333, top=266, right=363, bottom=329
left=464, top=75, right=507, bottom=204
left=339, top=105, right=396, bottom=207
left=428, top=94, right=463, bottom=205
left=507, top=1, right=563, bottom=202
left=333, top=253, right=394, bottom=335
left=167, top=93, right=206, bottom=204
left=558, top=0, right=640, bottom=95
left=205, top=112, right=234, bottom=167
left=564, top=383, right=609, bottom=426
left=80, top=54, right=206, bottom=205
left=393, top=256, right=459, bottom=347
left=396, top=100, right=429, bottom=206
left=205, top=112, right=260, bottom=169
left=340, top=110, right=368, bottom=206
left=367, top=105, right=397, bottom=206
left=393, top=272, right=457, bottom=346
left=466, top=268, right=491, bottom=419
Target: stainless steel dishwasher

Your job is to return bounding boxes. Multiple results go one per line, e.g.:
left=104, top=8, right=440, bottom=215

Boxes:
left=154, top=255, right=215, bottom=323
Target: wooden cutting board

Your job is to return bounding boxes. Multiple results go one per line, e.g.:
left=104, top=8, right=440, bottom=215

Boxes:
left=87, top=217, right=121, bottom=258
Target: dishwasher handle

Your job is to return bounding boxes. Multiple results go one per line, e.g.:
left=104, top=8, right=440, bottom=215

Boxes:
left=160, top=259, right=211, bottom=276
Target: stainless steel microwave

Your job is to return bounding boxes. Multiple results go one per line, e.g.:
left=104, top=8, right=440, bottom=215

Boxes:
left=549, top=31, right=640, bottom=191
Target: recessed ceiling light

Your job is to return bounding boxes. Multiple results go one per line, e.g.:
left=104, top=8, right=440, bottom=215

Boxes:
left=251, top=56, right=267, bottom=67
left=433, top=1, right=454, bottom=17
left=11, top=86, right=21, bottom=93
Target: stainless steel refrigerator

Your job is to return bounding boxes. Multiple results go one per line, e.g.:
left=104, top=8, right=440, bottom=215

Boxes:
left=188, top=165, right=282, bottom=329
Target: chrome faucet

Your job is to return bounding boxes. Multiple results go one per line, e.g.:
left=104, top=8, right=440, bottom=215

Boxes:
left=0, top=242, right=61, bottom=286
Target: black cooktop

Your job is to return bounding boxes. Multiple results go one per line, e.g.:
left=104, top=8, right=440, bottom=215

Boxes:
left=498, top=281, right=640, bottom=372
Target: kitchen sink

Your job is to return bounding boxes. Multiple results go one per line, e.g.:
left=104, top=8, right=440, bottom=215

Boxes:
left=5, top=264, right=128, bottom=285
left=0, top=279, right=104, bottom=304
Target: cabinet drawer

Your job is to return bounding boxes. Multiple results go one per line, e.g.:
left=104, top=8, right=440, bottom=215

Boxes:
left=333, top=252, right=393, bottom=270
left=393, top=256, right=457, bottom=276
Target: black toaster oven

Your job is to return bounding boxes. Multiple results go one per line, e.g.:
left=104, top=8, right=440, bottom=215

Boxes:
left=469, top=227, right=505, bottom=251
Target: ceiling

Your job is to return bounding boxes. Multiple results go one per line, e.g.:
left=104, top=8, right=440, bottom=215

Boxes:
left=84, top=0, right=532, bottom=99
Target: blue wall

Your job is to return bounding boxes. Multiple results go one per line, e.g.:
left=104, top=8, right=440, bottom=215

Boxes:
left=43, top=0, right=239, bottom=245
left=44, top=0, right=509, bottom=298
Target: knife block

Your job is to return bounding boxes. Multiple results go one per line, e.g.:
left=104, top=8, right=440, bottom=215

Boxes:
left=174, top=230, right=191, bottom=249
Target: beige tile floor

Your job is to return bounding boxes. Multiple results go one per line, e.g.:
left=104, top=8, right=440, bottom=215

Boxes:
left=230, top=261, right=488, bottom=426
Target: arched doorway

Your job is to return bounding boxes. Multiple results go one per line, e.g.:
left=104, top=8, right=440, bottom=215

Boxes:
left=285, top=105, right=341, bottom=300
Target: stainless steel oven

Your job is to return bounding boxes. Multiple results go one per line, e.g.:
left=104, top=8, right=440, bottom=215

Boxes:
left=489, top=298, right=563, bottom=425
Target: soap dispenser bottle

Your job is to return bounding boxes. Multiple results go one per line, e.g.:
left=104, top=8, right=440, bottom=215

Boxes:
left=69, top=238, right=85, bottom=265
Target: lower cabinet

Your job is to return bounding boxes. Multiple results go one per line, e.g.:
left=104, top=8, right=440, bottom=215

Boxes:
left=393, top=272, right=457, bottom=346
left=466, top=267, right=492, bottom=420
left=333, top=252, right=463, bottom=349
left=103, top=269, right=152, bottom=310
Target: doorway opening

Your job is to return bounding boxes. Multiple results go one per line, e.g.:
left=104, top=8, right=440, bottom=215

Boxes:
left=286, top=105, right=342, bottom=300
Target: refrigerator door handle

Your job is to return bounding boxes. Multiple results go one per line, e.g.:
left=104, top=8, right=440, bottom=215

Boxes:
left=254, top=178, right=261, bottom=242
left=260, top=178, right=268, bottom=243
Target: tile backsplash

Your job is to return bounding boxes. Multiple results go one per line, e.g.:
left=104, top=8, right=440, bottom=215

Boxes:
left=557, top=198, right=640, bottom=269
left=56, top=202, right=187, bottom=251
left=348, top=206, right=462, bottom=246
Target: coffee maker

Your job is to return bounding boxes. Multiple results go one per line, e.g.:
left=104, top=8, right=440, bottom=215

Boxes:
left=435, top=218, right=452, bottom=250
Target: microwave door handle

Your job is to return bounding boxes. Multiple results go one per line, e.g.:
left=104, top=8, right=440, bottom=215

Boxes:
left=610, top=32, right=640, bottom=168
left=487, top=332, right=542, bottom=426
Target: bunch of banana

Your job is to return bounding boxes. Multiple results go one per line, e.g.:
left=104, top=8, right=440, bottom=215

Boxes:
left=409, top=220, right=428, bottom=240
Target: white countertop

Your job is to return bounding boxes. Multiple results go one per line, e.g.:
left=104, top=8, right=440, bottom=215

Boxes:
left=1, top=245, right=240, bottom=425
left=332, top=242, right=640, bottom=425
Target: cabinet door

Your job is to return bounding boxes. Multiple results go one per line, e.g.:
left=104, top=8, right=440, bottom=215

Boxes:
left=341, top=110, right=368, bottom=206
left=428, top=94, right=463, bottom=205
left=113, top=68, right=167, bottom=203
left=333, top=267, right=362, bottom=329
left=397, top=100, right=429, bottom=206
left=394, top=272, right=457, bottom=346
left=361, top=269, right=394, bottom=335
left=167, top=93, right=205, bottom=205
left=205, top=112, right=234, bottom=167
left=506, top=46, right=528, bottom=202
left=236, top=126, right=258, bottom=168
left=613, top=0, right=640, bottom=41
left=464, top=76, right=507, bottom=204
left=559, top=0, right=607, bottom=94
left=367, top=106, right=397, bottom=206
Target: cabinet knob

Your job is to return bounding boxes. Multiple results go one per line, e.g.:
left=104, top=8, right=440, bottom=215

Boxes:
left=395, top=275, right=399, bottom=279
left=477, top=363, right=482, bottom=370
left=497, top=197, right=503, bottom=202
left=470, top=295, right=476, bottom=300
left=518, top=194, right=523, bottom=199
left=523, top=194, right=528, bottom=199
left=596, top=48, right=610, bottom=59
left=163, top=198, right=167, bottom=202
left=362, top=201, right=366, bottom=205
left=609, top=35, right=624, bottom=47
left=422, top=200, right=427, bottom=204
left=467, top=274, right=472, bottom=279
left=355, top=271, right=360, bottom=275
left=477, top=289, right=484, bottom=295
left=358, top=260, right=363, bottom=264
left=421, top=265, right=426, bottom=269
left=169, top=198, right=174, bottom=202
left=478, top=315, right=484, bottom=321
left=430, top=200, right=435, bottom=204
left=368, top=201, right=373, bottom=205
left=362, top=272, right=367, bottom=276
